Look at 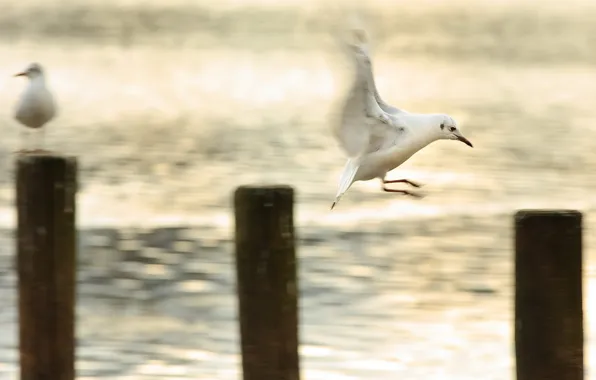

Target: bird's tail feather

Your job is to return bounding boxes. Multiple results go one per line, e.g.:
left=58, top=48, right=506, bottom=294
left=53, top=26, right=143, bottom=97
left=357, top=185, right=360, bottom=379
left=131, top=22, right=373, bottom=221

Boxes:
left=331, top=157, right=361, bottom=210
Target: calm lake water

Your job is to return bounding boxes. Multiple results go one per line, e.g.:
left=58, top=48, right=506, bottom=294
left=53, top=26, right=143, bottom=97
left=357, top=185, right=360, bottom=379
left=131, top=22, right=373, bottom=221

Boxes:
left=1, top=0, right=596, bottom=379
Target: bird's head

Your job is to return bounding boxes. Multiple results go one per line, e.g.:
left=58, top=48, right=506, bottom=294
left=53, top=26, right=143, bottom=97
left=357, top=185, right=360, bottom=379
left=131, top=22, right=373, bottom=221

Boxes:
left=14, top=63, right=44, bottom=79
left=435, top=114, right=473, bottom=148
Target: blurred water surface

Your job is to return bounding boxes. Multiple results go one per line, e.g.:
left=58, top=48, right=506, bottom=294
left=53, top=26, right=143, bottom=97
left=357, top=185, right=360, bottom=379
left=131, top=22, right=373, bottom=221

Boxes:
left=1, top=0, right=596, bottom=379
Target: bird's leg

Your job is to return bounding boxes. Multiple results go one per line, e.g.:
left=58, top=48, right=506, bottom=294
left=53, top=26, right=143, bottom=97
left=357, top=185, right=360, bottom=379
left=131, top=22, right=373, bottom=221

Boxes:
left=380, top=177, right=424, bottom=198
left=39, top=128, right=44, bottom=151
left=32, top=129, right=40, bottom=152
left=20, top=129, right=28, bottom=153
left=382, top=179, right=423, bottom=188
left=17, top=129, right=32, bottom=154
left=382, top=186, right=424, bottom=198
left=31, top=128, right=50, bottom=154
left=39, top=127, right=46, bottom=153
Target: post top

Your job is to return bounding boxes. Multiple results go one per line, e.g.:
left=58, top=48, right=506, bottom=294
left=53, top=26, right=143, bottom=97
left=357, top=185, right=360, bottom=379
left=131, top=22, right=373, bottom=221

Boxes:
left=515, top=209, right=582, bottom=221
left=235, top=185, right=294, bottom=194
left=15, top=152, right=77, bottom=164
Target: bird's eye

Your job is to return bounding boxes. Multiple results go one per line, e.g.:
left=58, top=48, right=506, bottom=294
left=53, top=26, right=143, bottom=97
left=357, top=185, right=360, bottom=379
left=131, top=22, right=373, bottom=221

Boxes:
left=440, top=123, right=445, bottom=130
left=449, top=126, right=456, bottom=132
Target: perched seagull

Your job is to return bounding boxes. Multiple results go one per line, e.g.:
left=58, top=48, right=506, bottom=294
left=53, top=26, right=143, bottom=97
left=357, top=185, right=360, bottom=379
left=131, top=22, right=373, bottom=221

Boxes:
left=14, top=62, right=57, bottom=153
left=330, top=32, right=473, bottom=210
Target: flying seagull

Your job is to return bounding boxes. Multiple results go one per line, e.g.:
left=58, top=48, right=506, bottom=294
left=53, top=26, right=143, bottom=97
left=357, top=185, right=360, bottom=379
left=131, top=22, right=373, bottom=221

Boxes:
left=331, top=31, right=473, bottom=210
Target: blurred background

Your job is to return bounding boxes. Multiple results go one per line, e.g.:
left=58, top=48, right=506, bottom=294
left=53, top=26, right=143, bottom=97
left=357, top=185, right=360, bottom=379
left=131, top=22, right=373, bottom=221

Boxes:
left=1, top=0, right=596, bottom=378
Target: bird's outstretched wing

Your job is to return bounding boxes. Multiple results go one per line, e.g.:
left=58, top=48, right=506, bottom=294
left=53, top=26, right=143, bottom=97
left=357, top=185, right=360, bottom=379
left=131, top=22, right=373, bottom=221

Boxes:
left=338, top=27, right=406, bottom=116
left=334, top=29, right=407, bottom=158
left=335, top=50, right=407, bottom=158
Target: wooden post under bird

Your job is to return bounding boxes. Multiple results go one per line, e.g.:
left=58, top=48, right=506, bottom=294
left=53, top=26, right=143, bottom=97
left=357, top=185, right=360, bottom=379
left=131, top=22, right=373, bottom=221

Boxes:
left=16, top=154, right=77, bottom=380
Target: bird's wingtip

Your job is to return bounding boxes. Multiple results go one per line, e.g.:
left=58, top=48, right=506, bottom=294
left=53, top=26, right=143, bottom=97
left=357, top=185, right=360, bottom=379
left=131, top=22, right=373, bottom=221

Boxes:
left=350, top=27, right=368, bottom=46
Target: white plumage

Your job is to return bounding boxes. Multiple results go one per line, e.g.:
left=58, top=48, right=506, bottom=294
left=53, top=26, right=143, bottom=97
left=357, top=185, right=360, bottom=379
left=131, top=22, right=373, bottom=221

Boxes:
left=14, top=62, right=57, bottom=152
left=331, top=30, right=473, bottom=210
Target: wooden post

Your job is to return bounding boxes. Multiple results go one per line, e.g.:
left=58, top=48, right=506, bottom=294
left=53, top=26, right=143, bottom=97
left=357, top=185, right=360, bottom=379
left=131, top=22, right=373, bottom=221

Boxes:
left=515, top=210, right=583, bottom=380
left=234, top=185, right=300, bottom=380
left=16, top=154, right=77, bottom=380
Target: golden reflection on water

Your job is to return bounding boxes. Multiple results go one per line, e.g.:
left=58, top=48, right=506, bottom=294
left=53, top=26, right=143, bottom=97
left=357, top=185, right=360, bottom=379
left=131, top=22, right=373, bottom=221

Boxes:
left=1, top=0, right=596, bottom=379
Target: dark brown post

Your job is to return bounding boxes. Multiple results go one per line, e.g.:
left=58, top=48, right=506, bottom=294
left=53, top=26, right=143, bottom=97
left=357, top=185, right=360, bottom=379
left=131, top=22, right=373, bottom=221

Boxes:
left=16, top=154, right=77, bottom=380
left=234, top=185, right=300, bottom=380
left=515, top=210, right=583, bottom=380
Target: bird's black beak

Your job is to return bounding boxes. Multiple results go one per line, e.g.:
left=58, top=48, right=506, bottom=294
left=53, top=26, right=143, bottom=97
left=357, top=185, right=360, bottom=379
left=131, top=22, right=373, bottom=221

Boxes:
left=456, top=134, right=473, bottom=148
left=14, top=72, right=26, bottom=77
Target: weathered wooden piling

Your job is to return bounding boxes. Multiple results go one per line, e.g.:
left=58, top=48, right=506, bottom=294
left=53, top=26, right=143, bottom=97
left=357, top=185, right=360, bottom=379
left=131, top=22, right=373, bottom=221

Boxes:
left=234, top=185, right=300, bottom=380
left=16, top=154, right=77, bottom=380
left=515, top=210, right=583, bottom=380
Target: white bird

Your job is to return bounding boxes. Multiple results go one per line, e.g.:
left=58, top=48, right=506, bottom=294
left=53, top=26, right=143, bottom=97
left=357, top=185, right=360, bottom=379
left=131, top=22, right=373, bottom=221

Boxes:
left=331, top=31, right=473, bottom=210
left=14, top=62, right=57, bottom=153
